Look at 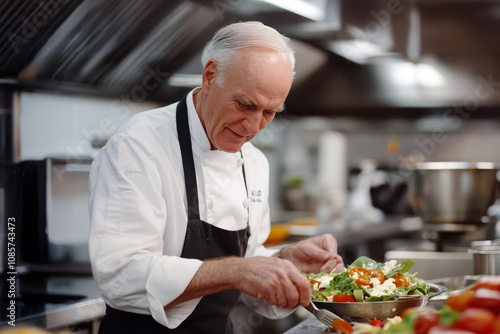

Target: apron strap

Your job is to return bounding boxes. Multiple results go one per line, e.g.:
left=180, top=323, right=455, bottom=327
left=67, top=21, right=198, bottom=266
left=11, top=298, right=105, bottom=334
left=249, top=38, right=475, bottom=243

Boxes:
left=176, top=96, right=200, bottom=220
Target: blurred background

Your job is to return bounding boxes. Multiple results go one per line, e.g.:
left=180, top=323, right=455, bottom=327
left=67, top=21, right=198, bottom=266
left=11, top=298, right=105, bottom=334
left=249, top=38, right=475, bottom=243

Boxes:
left=1, top=0, right=500, bottom=333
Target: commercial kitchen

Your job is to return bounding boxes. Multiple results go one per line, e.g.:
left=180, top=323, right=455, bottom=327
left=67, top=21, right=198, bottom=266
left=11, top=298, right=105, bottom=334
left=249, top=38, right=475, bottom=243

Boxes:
left=1, top=0, right=500, bottom=333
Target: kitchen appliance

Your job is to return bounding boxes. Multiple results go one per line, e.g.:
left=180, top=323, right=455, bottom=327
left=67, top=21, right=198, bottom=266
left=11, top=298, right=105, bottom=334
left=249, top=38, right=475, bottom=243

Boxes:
left=406, top=161, right=500, bottom=252
left=0, top=160, right=45, bottom=274
left=407, top=161, right=500, bottom=225
left=469, top=239, right=500, bottom=275
left=0, top=158, right=92, bottom=274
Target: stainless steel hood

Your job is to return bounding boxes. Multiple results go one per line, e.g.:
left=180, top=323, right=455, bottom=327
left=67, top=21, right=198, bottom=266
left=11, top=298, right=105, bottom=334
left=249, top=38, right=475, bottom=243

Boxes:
left=1, top=0, right=500, bottom=116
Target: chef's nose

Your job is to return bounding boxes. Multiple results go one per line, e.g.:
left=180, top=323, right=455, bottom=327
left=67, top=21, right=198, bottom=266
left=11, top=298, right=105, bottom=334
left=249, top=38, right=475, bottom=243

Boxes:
left=242, top=112, right=264, bottom=135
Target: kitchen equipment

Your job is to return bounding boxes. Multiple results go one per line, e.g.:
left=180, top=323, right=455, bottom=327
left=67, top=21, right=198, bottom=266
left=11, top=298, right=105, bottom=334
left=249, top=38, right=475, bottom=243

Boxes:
left=316, top=131, right=347, bottom=223
left=305, top=300, right=342, bottom=328
left=427, top=275, right=482, bottom=309
left=407, top=161, right=500, bottom=225
left=385, top=250, right=474, bottom=280
left=343, top=159, right=385, bottom=224
left=468, top=239, right=500, bottom=275
left=0, top=160, right=44, bottom=274
left=0, top=158, right=92, bottom=274
left=312, top=283, right=446, bottom=322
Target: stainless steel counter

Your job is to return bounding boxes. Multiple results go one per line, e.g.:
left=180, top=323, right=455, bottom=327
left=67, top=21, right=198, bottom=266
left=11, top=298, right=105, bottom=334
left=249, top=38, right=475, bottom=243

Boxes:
left=0, top=274, right=104, bottom=331
left=283, top=317, right=330, bottom=334
left=284, top=216, right=423, bottom=245
left=280, top=216, right=424, bottom=264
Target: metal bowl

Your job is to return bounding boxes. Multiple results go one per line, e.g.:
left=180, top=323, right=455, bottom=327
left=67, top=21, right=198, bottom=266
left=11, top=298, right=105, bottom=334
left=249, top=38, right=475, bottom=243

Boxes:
left=427, top=275, right=482, bottom=309
left=407, top=162, right=500, bottom=224
left=312, top=283, right=446, bottom=322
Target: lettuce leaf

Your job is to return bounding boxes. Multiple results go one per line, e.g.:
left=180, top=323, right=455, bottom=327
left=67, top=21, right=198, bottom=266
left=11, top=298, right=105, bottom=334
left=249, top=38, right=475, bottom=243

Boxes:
left=349, top=256, right=381, bottom=270
left=386, top=259, right=415, bottom=277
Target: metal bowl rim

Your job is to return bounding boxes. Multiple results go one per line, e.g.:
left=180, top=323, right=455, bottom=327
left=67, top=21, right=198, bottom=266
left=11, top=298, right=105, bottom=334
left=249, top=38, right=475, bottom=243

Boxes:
left=312, top=283, right=446, bottom=305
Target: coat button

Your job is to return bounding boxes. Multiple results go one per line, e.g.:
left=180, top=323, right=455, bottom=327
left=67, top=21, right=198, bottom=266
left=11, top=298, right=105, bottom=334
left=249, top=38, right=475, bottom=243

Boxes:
left=243, top=199, right=250, bottom=208
left=203, top=159, right=208, bottom=166
left=208, top=199, right=214, bottom=209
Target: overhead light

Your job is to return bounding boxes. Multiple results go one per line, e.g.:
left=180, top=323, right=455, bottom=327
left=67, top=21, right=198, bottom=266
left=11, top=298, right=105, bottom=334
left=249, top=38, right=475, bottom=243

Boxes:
left=327, top=24, right=395, bottom=64
left=255, top=0, right=327, bottom=21
left=391, top=62, right=417, bottom=86
left=390, top=62, right=445, bottom=87
left=168, top=74, right=202, bottom=87
left=328, top=40, right=395, bottom=65
left=417, top=63, right=445, bottom=87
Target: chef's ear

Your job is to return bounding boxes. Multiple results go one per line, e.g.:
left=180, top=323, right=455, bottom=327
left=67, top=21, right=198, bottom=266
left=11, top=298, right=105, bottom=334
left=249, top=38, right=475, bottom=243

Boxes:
left=201, top=60, right=218, bottom=95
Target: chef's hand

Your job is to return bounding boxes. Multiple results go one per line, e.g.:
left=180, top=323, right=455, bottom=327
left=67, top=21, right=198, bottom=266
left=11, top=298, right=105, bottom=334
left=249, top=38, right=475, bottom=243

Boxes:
left=277, top=234, right=344, bottom=274
left=234, top=256, right=311, bottom=308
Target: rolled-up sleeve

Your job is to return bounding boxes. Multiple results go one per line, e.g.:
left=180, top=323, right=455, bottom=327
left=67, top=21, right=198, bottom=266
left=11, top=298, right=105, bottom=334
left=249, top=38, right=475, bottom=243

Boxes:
left=88, top=128, right=202, bottom=328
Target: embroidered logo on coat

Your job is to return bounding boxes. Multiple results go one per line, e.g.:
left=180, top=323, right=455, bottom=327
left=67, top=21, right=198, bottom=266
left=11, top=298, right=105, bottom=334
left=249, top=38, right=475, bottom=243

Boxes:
left=250, top=189, right=262, bottom=203
left=123, top=169, right=143, bottom=177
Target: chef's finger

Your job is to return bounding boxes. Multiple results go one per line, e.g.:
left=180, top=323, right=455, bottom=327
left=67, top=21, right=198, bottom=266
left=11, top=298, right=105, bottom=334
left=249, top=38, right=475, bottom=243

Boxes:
left=334, top=261, right=345, bottom=273
left=291, top=271, right=311, bottom=307
left=279, top=261, right=302, bottom=308
left=282, top=278, right=299, bottom=308
left=320, top=257, right=339, bottom=273
left=307, top=247, right=333, bottom=264
left=321, top=252, right=346, bottom=272
left=319, top=234, right=339, bottom=254
left=277, top=279, right=290, bottom=307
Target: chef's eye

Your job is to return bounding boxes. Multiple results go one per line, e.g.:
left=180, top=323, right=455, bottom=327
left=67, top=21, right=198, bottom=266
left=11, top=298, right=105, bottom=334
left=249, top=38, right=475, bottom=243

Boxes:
left=264, top=109, right=276, bottom=117
left=237, top=102, right=253, bottom=110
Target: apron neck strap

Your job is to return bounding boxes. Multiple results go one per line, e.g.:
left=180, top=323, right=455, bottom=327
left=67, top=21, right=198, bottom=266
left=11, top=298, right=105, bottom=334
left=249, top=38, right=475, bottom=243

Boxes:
left=176, top=95, right=200, bottom=220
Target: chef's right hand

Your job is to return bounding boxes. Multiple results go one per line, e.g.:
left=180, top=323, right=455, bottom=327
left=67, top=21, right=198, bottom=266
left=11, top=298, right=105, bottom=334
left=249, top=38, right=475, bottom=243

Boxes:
left=233, top=256, right=311, bottom=308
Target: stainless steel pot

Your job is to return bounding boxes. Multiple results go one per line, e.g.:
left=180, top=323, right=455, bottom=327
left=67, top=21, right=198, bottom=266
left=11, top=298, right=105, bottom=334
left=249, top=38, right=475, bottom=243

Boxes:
left=469, top=239, right=500, bottom=275
left=407, top=162, right=500, bottom=224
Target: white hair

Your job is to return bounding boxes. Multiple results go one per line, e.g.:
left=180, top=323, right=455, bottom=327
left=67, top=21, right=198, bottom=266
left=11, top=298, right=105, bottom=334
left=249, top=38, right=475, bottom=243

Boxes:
left=201, top=21, right=296, bottom=86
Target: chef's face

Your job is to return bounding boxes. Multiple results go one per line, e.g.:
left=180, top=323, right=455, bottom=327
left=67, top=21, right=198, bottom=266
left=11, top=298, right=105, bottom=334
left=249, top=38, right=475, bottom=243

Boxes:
left=199, top=47, right=293, bottom=153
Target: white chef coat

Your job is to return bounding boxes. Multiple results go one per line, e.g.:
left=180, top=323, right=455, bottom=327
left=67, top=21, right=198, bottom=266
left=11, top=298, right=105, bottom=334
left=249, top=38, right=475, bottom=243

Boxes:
left=88, top=89, right=294, bottom=329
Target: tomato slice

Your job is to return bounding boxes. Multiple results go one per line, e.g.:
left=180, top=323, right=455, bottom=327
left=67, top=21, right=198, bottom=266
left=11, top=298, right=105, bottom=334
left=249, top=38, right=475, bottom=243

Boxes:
left=348, top=267, right=388, bottom=287
left=309, top=279, right=321, bottom=286
left=370, top=269, right=386, bottom=285
left=348, top=267, right=371, bottom=286
left=332, top=318, right=354, bottom=334
left=333, top=294, right=356, bottom=303
left=392, top=273, right=411, bottom=288
left=370, top=319, right=384, bottom=328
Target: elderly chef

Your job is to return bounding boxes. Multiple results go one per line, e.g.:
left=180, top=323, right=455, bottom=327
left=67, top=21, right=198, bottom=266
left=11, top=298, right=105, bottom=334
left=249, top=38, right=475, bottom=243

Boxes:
left=89, top=21, right=344, bottom=334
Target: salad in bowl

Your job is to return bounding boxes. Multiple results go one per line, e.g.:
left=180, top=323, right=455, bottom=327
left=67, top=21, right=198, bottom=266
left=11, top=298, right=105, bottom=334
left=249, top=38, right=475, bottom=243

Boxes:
left=304, top=256, right=431, bottom=303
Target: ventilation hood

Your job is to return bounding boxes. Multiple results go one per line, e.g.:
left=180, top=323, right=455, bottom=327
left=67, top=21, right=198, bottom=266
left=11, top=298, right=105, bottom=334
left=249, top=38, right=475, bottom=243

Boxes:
left=1, top=0, right=500, bottom=116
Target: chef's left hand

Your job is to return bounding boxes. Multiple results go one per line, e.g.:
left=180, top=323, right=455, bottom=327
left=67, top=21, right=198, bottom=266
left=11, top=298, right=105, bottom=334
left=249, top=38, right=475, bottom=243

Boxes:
left=277, top=234, right=344, bottom=273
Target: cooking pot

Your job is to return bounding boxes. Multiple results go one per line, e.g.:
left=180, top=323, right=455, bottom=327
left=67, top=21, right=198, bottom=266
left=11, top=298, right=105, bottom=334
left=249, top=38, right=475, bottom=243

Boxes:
left=469, top=239, right=500, bottom=275
left=407, top=162, right=500, bottom=224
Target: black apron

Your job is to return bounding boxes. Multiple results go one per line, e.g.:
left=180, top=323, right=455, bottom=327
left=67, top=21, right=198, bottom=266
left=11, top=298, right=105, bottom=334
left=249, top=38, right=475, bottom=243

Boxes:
left=98, top=96, right=251, bottom=334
